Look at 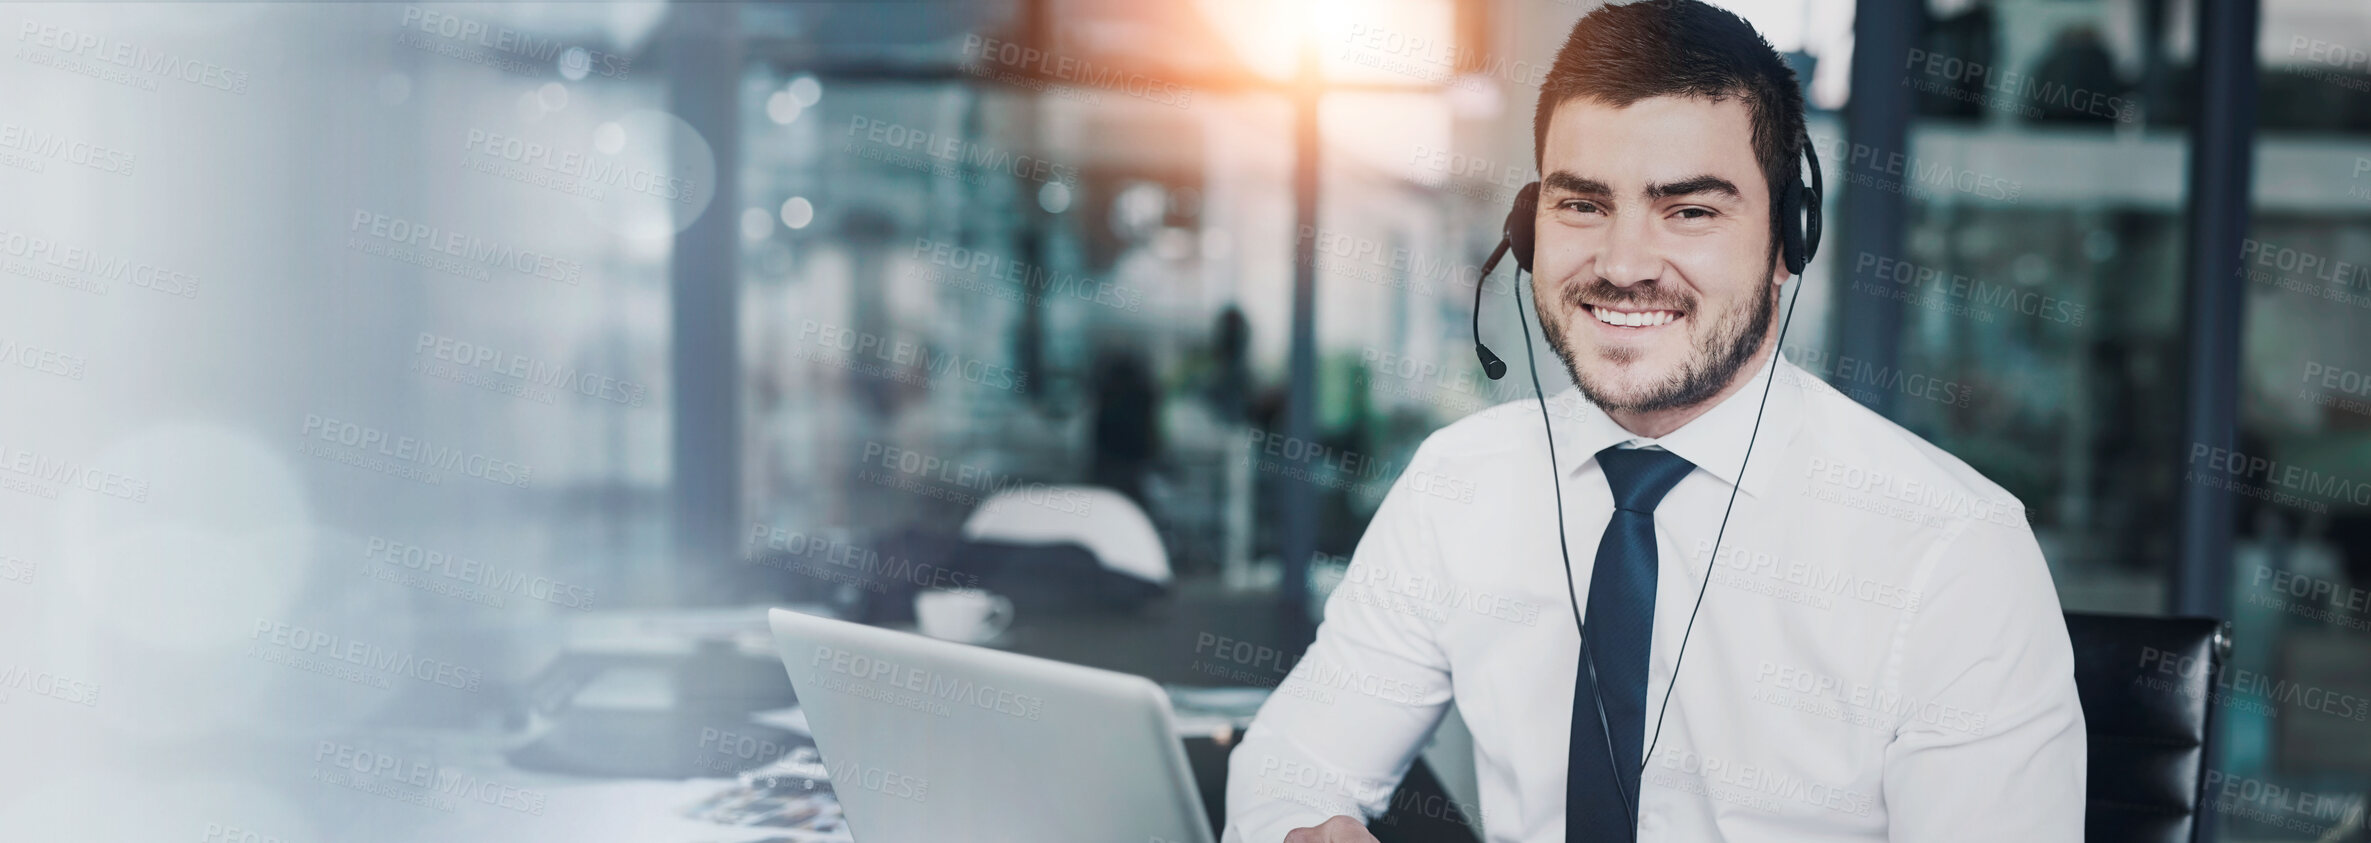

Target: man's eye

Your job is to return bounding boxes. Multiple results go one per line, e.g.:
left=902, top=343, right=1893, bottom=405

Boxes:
left=1674, top=207, right=1717, bottom=220
left=1558, top=200, right=1602, bottom=214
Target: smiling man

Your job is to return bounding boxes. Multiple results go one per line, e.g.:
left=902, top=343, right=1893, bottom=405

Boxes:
left=1222, top=2, right=2084, bottom=841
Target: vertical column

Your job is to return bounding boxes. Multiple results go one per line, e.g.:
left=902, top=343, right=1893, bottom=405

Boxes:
left=665, top=4, right=744, bottom=576
left=1280, top=41, right=1322, bottom=647
left=2172, top=0, right=2259, bottom=623
left=1833, top=0, right=1919, bottom=418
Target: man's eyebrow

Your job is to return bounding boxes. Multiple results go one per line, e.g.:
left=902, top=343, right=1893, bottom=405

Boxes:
left=1541, top=171, right=1610, bottom=196
left=1646, top=175, right=1742, bottom=201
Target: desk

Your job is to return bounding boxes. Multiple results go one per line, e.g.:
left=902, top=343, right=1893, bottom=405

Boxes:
left=382, top=604, right=1478, bottom=841
left=353, top=691, right=1473, bottom=842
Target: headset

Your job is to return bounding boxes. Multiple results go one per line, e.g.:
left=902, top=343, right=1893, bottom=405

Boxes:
left=1469, top=136, right=1821, bottom=837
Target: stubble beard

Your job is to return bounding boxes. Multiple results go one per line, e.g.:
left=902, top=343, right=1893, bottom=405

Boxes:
left=1534, top=269, right=1777, bottom=415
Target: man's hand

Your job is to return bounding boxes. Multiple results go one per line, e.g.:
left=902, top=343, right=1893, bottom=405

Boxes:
left=1282, top=816, right=1380, bottom=843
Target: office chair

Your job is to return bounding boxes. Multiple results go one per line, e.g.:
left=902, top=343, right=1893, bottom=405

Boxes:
left=2064, top=611, right=2231, bottom=843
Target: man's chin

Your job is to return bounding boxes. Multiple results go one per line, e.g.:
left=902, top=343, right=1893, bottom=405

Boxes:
left=1573, top=364, right=1682, bottom=413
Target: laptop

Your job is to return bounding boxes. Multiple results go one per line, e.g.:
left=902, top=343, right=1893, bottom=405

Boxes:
left=766, top=608, right=1218, bottom=843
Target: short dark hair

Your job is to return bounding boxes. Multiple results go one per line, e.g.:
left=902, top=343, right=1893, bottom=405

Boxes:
left=1532, top=0, right=1806, bottom=227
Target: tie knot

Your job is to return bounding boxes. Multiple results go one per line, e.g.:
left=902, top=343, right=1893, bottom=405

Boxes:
left=1596, top=446, right=1697, bottom=513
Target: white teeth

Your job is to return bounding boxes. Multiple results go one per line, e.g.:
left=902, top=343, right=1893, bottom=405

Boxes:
left=1592, top=306, right=1678, bottom=327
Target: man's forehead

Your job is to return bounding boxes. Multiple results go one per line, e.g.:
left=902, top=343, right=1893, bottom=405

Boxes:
left=1538, top=94, right=1760, bottom=187
left=1544, top=92, right=1755, bottom=135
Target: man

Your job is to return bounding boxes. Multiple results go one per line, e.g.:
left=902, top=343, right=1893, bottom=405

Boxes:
left=1222, top=2, right=2085, bottom=841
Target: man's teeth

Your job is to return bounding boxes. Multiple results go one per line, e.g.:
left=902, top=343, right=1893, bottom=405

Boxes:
left=1591, top=306, right=1679, bottom=327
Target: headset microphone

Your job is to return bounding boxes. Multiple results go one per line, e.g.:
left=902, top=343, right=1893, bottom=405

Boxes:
left=1471, top=136, right=1820, bottom=840
left=1471, top=182, right=1537, bottom=381
left=1473, top=239, right=1512, bottom=381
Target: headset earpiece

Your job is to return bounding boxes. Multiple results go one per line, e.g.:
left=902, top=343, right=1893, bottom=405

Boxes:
left=1779, top=178, right=1806, bottom=276
left=1780, top=138, right=1823, bottom=276
left=1797, top=139, right=1823, bottom=272
left=1507, top=181, right=1540, bottom=274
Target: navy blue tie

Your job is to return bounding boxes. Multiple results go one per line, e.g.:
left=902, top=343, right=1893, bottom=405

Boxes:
left=1568, top=445, right=1695, bottom=842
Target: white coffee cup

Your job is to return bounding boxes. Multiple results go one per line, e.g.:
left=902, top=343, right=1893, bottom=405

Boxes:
left=915, top=589, right=1014, bottom=644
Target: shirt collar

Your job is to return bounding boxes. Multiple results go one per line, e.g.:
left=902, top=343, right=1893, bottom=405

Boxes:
left=1540, top=354, right=1806, bottom=499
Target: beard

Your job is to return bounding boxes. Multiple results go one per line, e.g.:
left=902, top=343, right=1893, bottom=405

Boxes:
left=1534, top=269, right=1777, bottom=415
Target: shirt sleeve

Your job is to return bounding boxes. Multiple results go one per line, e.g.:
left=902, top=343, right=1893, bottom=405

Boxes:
left=1881, top=514, right=2087, bottom=841
left=1222, top=440, right=1460, bottom=843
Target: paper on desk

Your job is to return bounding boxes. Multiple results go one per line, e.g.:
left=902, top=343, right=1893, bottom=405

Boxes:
left=394, top=777, right=850, bottom=843
left=1165, top=685, right=1272, bottom=740
left=748, top=706, right=810, bottom=736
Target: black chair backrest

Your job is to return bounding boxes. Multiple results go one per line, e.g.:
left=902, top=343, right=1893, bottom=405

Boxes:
left=2064, top=611, right=2230, bottom=843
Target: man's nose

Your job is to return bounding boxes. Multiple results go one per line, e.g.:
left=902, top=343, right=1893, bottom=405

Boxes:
left=1594, top=212, right=1659, bottom=286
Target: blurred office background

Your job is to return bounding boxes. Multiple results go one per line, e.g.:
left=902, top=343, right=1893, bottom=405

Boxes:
left=0, top=0, right=2366, bottom=840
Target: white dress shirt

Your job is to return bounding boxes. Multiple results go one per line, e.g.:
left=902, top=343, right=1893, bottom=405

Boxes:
left=1223, top=357, right=2084, bottom=842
